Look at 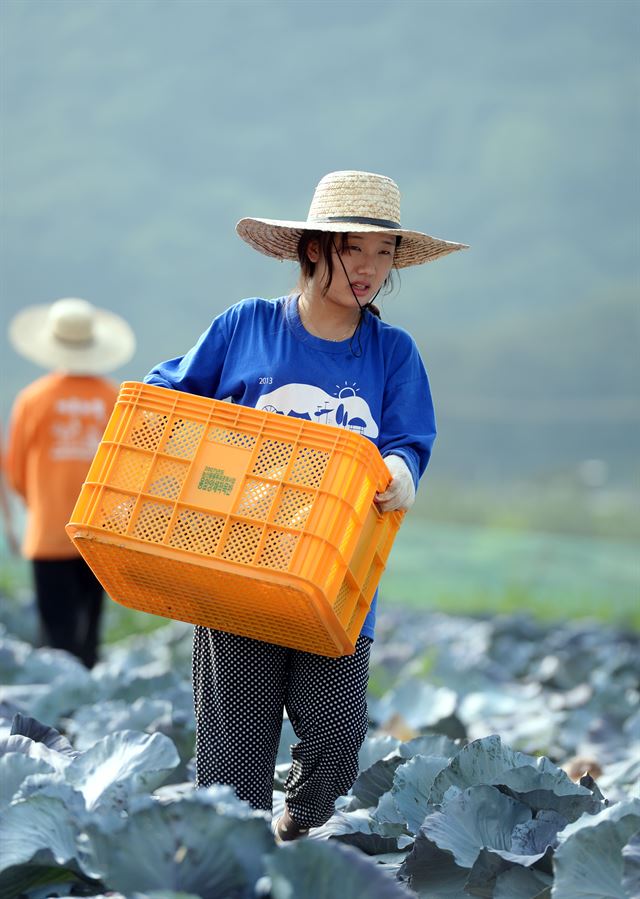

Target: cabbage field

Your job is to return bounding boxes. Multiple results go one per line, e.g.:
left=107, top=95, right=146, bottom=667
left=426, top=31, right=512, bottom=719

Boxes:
left=0, top=590, right=639, bottom=899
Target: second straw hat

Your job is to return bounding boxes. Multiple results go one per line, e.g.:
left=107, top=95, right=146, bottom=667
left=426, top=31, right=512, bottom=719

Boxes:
left=9, top=297, right=136, bottom=374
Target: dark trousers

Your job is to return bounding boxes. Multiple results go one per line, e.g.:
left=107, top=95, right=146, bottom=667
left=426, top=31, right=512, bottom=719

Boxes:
left=32, top=558, right=105, bottom=668
left=192, top=627, right=372, bottom=828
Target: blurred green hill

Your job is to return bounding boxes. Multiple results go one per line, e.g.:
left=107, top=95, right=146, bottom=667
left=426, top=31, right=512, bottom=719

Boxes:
left=1, top=0, right=638, bottom=523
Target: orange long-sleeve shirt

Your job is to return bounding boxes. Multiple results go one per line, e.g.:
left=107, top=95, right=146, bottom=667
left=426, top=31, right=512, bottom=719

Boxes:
left=4, top=373, right=118, bottom=559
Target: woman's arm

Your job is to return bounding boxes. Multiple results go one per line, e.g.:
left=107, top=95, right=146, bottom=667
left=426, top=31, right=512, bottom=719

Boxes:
left=144, top=313, right=232, bottom=398
left=377, top=332, right=436, bottom=490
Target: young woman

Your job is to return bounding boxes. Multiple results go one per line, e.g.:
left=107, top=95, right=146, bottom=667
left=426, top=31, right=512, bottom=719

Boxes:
left=145, top=170, right=466, bottom=840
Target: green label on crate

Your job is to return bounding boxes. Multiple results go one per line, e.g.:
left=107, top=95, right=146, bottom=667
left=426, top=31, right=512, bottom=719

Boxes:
left=197, top=466, right=236, bottom=495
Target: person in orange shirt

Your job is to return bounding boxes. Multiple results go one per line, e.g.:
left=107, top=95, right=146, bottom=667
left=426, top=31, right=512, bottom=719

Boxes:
left=4, top=297, right=135, bottom=667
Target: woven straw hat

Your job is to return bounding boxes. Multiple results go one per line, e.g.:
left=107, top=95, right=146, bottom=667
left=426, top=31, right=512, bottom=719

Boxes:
left=9, top=297, right=136, bottom=374
left=236, top=170, right=467, bottom=268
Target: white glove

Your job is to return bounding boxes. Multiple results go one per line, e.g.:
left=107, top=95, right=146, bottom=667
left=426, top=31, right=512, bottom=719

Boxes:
left=375, top=454, right=416, bottom=512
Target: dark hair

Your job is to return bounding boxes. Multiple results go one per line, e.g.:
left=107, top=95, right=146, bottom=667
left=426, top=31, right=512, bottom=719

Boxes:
left=296, top=231, right=401, bottom=318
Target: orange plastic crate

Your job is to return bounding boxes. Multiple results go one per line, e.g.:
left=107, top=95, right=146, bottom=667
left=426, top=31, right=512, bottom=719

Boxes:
left=66, top=381, right=404, bottom=657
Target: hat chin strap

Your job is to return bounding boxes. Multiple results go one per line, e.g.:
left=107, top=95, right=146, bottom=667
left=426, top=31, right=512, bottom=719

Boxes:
left=330, top=237, right=382, bottom=358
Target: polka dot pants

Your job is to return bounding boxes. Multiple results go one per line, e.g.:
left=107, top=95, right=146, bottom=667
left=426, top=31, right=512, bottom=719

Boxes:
left=192, top=627, right=372, bottom=828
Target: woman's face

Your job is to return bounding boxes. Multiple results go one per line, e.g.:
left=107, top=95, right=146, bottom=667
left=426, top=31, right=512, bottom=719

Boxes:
left=307, top=232, right=396, bottom=310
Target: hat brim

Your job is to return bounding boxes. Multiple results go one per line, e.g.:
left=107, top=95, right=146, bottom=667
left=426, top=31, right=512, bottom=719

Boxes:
left=236, top=217, right=468, bottom=268
left=9, top=305, right=136, bottom=374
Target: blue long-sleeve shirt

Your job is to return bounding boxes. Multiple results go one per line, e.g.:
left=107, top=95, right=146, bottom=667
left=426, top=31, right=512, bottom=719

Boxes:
left=145, top=296, right=436, bottom=639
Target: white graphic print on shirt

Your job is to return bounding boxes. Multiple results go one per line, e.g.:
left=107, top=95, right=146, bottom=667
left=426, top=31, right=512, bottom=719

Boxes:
left=256, top=383, right=379, bottom=437
left=50, top=397, right=107, bottom=461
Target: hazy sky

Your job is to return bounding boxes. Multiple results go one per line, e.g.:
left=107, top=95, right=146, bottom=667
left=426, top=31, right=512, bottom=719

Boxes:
left=1, top=0, right=637, bottom=482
